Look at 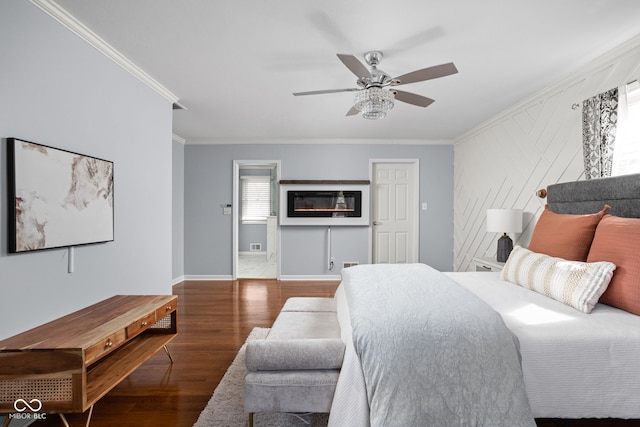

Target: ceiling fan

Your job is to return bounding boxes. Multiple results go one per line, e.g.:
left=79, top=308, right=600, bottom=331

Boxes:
left=293, top=51, right=458, bottom=120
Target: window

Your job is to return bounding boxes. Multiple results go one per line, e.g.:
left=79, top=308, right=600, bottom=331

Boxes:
left=241, top=175, right=271, bottom=224
left=612, top=80, right=640, bottom=176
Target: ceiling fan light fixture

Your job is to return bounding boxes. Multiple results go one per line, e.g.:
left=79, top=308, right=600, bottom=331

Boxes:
left=294, top=52, right=456, bottom=119
left=354, top=87, right=395, bottom=120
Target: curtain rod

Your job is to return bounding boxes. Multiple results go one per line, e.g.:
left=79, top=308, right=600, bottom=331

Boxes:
left=572, top=78, right=639, bottom=110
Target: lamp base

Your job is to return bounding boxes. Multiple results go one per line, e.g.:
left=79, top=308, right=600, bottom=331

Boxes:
left=496, top=233, right=513, bottom=263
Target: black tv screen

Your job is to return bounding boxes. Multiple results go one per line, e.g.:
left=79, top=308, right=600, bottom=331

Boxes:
left=7, top=138, right=114, bottom=253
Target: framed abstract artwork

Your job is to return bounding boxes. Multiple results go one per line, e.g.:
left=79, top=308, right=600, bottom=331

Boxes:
left=7, top=138, right=114, bottom=253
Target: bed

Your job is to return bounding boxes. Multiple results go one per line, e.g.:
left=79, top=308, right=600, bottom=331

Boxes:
left=328, top=173, right=640, bottom=426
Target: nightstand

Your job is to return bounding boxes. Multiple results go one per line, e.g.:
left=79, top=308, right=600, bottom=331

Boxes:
left=472, top=257, right=505, bottom=272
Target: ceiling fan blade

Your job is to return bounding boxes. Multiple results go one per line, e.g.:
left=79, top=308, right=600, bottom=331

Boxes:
left=337, top=54, right=371, bottom=79
left=293, top=88, right=359, bottom=96
left=346, top=106, right=359, bottom=116
left=393, top=90, right=435, bottom=108
left=393, top=62, right=458, bottom=86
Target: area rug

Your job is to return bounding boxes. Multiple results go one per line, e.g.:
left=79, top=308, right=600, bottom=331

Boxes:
left=193, top=327, right=329, bottom=427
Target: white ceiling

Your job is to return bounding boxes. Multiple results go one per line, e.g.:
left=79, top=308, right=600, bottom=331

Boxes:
left=50, top=0, right=640, bottom=143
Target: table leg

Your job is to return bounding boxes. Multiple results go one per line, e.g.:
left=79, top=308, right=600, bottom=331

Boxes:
left=163, top=344, right=174, bottom=363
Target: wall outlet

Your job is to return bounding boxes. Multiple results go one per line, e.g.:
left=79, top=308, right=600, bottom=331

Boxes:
left=343, top=261, right=359, bottom=268
left=249, top=243, right=262, bottom=251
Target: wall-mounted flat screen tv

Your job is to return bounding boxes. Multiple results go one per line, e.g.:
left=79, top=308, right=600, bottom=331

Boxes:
left=7, top=138, right=114, bottom=253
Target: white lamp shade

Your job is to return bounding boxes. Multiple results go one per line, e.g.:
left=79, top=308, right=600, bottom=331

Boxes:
left=486, top=209, right=523, bottom=233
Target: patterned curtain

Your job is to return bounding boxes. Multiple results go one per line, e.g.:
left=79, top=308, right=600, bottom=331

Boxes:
left=582, top=87, right=618, bottom=179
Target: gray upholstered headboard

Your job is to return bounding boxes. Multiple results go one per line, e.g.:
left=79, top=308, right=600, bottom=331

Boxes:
left=546, top=173, right=640, bottom=218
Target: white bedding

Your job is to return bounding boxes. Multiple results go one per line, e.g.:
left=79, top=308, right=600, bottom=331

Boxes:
left=330, top=271, right=640, bottom=425
left=451, top=271, right=640, bottom=419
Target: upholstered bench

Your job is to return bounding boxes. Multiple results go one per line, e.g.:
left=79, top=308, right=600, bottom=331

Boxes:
left=243, top=297, right=344, bottom=426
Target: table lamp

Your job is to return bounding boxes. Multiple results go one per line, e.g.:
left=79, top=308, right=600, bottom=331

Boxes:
left=487, top=209, right=523, bottom=262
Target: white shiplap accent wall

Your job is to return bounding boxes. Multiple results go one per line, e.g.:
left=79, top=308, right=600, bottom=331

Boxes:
left=454, top=34, right=640, bottom=271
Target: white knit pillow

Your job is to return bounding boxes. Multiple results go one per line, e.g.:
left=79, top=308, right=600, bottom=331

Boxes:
left=501, top=246, right=616, bottom=313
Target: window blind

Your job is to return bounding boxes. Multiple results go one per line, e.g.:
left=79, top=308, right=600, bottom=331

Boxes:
left=241, top=176, right=271, bottom=223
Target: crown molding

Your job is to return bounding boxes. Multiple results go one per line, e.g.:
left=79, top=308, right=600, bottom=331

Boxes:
left=454, top=32, right=640, bottom=145
left=172, top=134, right=186, bottom=145
left=185, top=138, right=453, bottom=146
left=29, top=0, right=179, bottom=104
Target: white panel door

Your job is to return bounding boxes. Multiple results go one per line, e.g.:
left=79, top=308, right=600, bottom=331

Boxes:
left=372, top=162, right=418, bottom=264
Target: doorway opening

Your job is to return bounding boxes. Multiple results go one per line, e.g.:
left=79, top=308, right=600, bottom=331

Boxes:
left=233, top=160, right=280, bottom=279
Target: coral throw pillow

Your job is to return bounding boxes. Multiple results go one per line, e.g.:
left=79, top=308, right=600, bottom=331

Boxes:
left=587, top=215, right=640, bottom=315
left=528, top=205, right=609, bottom=261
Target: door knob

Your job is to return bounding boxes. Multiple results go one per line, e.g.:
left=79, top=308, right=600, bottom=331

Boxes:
left=373, top=221, right=382, bottom=225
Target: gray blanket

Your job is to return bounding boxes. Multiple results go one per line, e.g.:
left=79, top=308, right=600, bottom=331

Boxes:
left=341, top=263, right=535, bottom=427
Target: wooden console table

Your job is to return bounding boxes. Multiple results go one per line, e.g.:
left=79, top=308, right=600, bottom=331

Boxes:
left=0, top=295, right=177, bottom=426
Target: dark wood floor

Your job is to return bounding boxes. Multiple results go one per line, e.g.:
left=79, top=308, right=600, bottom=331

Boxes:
left=32, top=278, right=640, bottom=427
left=34, top=279, right=338, bottom=427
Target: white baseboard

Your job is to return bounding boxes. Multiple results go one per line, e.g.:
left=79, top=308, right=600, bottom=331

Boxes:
left=182, top=275, right=234, bottom=281
left=173, top=274, right=341, bottom=283
left=278, top=275, right=342, bottom=281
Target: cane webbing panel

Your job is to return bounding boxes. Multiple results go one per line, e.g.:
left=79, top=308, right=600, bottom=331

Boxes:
left=150, top=314, right=173, bottom=330
left=0, top=377, right=73, bottom=403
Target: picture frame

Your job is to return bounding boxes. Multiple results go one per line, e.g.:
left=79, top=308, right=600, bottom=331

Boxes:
left=7, top=138, right=114, bottom=253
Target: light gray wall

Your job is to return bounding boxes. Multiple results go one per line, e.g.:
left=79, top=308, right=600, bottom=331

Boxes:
left=0, top=1, right=173, bottom=340
left=173, top=140, right=185, bottom=280
left=184, top=143, right=454, bottom=277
